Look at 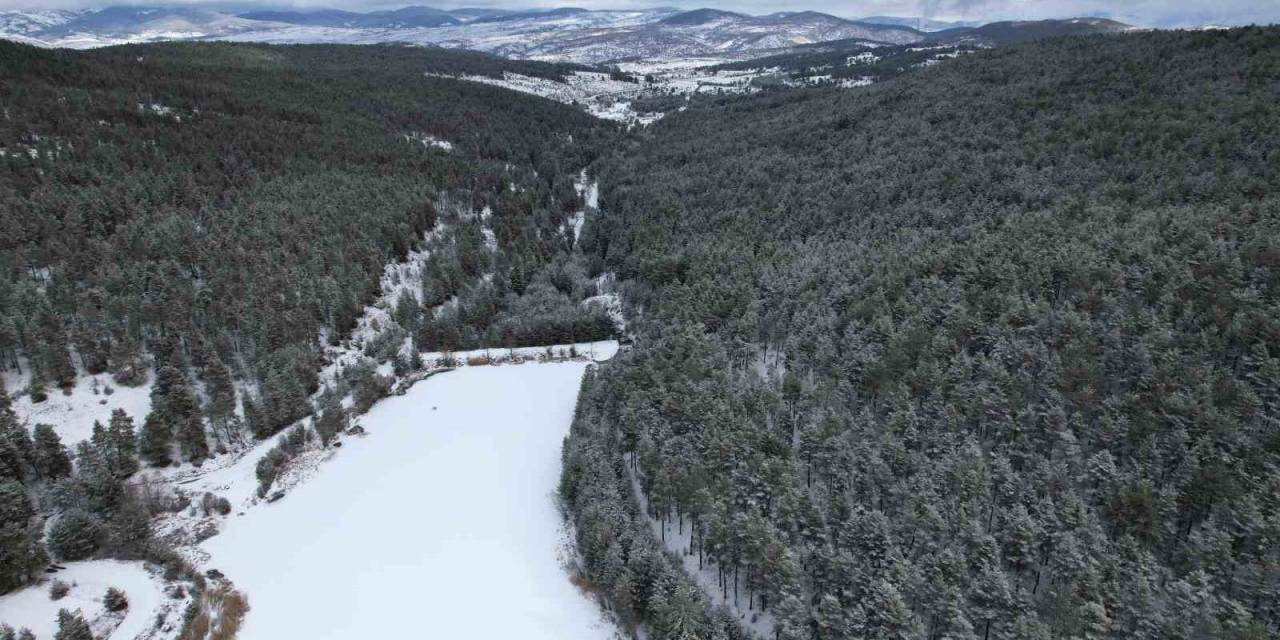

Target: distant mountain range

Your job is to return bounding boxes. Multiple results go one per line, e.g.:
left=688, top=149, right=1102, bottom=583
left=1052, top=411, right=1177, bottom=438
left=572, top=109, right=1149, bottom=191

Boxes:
left=931, top=17, right=1137, bottom=45
left=0, top=5, right=1135, bottom=63
left=857, top=15, right=983, bottom=32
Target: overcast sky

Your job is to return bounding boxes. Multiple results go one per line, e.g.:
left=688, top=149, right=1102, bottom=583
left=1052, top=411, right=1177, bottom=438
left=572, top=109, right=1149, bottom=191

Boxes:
left=3, top=0, right=1277, bottom=28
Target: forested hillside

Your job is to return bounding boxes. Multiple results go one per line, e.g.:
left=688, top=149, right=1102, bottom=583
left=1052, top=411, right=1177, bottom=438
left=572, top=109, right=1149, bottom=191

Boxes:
left=0, top=41, right=613, bottom=422
left=0, top=40, right=616, bottom=599
left=562, top=27, right=1280, bottom=639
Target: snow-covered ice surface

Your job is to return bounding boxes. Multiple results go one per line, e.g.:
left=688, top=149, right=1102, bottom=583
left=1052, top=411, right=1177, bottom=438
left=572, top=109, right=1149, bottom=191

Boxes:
left=201, top=361, right=619, bottom=640
left=0, top=560, right=169, bottom=640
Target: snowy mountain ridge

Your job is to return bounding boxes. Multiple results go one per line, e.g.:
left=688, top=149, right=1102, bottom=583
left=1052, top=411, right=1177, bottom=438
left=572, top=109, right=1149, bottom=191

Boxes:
left=0, top=4, right=926, bottom=62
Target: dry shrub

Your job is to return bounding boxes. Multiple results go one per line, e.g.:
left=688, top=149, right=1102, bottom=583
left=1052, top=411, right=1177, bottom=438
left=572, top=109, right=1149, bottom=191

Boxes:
left=568, top=570, right=602, bottom=597
left=180, top=602, right=210, bottom=640
left=179, top=586, right=249, bottom=640
left=212, top=589, right=249, bottom=640
left=466, top=354, right=492, bottom=366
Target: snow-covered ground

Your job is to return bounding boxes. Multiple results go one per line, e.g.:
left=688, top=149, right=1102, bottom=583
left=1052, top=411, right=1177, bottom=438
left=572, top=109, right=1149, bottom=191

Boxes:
left=201, top=361, right=619, bottom=640
left=0, top=560, right=172, bottom=640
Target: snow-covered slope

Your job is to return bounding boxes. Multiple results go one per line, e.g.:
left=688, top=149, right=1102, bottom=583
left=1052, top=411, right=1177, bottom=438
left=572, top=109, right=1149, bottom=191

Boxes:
left=201, top=361, right=617, bottom=640
left=0, top=9, right=83, bottom=35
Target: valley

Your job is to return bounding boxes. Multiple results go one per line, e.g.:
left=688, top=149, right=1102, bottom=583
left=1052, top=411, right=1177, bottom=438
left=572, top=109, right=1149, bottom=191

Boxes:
left=0, top=10, right=1278, bottom=640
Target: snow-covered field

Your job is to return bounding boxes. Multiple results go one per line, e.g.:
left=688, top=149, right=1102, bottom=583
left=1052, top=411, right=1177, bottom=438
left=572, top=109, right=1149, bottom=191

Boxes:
left=201, top=361, right=618, bottom=640
left=0, top=561, right=171, bottom=640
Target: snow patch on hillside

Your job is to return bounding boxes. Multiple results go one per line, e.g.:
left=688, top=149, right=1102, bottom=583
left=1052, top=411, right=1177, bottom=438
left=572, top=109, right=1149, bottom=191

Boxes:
left=403, top=131, right=453, bottom=151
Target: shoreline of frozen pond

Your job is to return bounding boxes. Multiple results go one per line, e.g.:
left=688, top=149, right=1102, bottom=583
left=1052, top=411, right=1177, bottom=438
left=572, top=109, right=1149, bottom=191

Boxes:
left=201, top=361, right=617, bottom=640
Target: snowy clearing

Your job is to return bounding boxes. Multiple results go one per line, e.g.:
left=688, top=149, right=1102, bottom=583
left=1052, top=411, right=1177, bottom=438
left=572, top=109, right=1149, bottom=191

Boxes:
left=201, top=361, right=619, bottom=640
left=2, top=366, right=153, bottom=448
left=0, top=560, right=171, bottom=640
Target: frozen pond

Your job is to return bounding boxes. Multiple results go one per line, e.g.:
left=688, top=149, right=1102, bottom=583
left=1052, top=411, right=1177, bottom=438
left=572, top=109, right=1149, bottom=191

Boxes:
left=202, top=361, right=614, bottom=640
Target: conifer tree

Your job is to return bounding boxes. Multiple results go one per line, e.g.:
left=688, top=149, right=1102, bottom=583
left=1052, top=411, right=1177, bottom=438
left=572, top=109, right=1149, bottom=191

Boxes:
left=31, top=424, right=71, bottom=480
left=203, top=356, right=237, bottom=431
left=177, top=411, right=209, bottom=464
left=314, top=399, right=346, bottom=447
left=153, top=366, right=208, bottom=463
left=865, top=579, right=922, bottom=640
left=47, top=509, right=102, bottom=561
left=71, top=324, right=108, bottom=375
left=103, top=586, right=128, bottom=612
left=138, top=411, right=171, bottom=467
left=0, top=480, right=46, bottom=594
left=393, top=291, right=423, bottom=333
left=53, top=609, right=92, bottom=640
left=108, top=336, right=147, bottom=387
left=107, top=409, right=139, bottom=477
left=27, top=363, right=48, bottom=404
left=241, top=396, right=261, bottom=439
left=0, top=416, right=35, bottom=484
left=36, top=312, right=77, bottom=390
left=970, top=561, right=1013, bottom=640
left=257, top=364, right=311, bottom=438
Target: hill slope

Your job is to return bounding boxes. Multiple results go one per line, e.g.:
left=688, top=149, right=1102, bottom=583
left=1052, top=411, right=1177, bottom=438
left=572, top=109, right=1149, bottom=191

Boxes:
left=563, top=26, right=1280, bottom=639
left=930, top=17, right=1136, bottom=45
